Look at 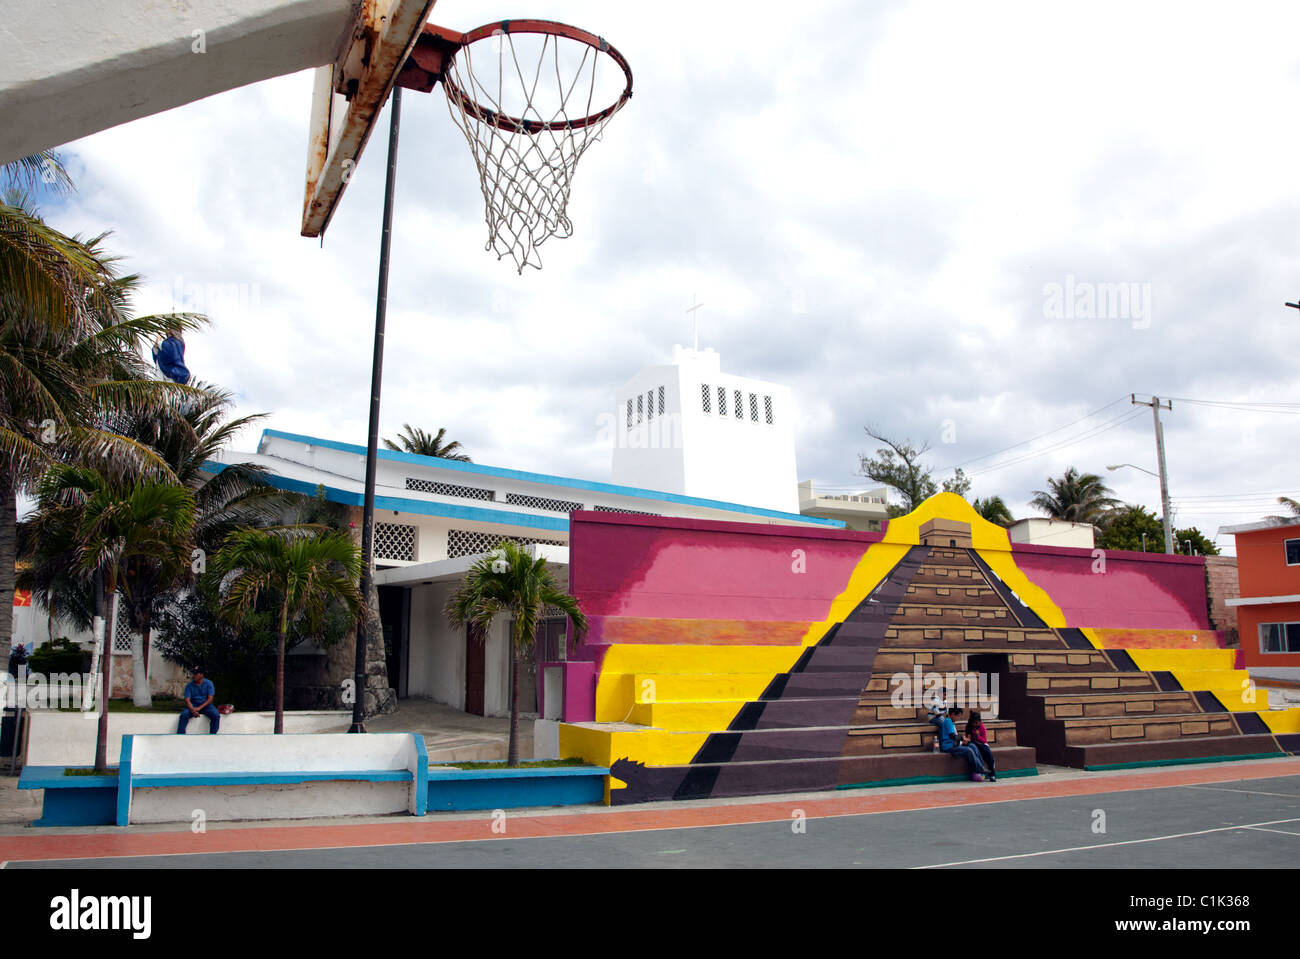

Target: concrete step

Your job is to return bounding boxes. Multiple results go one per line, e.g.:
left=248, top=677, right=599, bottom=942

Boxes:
left=884, top=625, right=1063, bottom=647
left=1019, top=671, right=1159, bottom=694
left=1063, top=734, right=1286, bottom=770
left=605, top=746, right=1037, bottom=804
left=844, top=720, right=1018, bottom=755
left=1060, top=711, right=1241, bottom=746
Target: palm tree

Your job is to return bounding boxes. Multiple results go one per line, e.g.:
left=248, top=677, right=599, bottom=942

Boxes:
left=1266, top=496, right=1300, bottom=525
left=1030, top=467, right=1120, bottom=525
left=0, top=197, right=206, bottom=662
left=972, top=495, right=1015, bottom=527
left=22, top=464, right=196, bottom=771
left=446, top=540, right=587, bottom=766
left=113, top=384, right=283, bottom=705
left=383, top=424, right=471, bottom=461
left=211, top=528, right=363, bottom=733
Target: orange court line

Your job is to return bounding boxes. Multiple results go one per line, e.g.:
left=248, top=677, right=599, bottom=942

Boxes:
left=3, top=758, right=1298, bottom=863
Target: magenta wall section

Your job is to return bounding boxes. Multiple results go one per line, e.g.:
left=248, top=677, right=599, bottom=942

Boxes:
left=1010, top=544, right=1210, bottom=630
left=573, top=515, right=878, bottom=622
left=569, top=512, right=881, bottom=644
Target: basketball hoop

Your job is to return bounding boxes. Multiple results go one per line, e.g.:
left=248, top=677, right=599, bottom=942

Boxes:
left=424, top=20, right=633, bottom=273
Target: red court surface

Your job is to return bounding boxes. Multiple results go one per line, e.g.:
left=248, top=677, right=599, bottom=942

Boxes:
left=3, top=758, right=1299, bottom=865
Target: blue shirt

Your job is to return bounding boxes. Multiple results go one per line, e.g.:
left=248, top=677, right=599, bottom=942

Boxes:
left=152, top=335, right=190, bottom=384
left=184, top=679, right=214, bottom=708
left=933, top=715, right=958, bottom=750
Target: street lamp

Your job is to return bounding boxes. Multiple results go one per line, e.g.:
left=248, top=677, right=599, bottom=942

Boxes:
left=1106, top=463, right=1174, bottom=555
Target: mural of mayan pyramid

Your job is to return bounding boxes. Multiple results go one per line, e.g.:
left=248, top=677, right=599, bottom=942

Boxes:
left=555, top=496, right=1300, bottom=805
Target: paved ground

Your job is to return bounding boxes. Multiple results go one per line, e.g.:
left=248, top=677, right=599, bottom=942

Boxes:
left=2, top=758, right=1297, bottom=869
left=333, top=699, right=533, bottom=762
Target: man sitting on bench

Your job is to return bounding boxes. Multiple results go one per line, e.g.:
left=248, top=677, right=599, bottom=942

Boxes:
left=177, top=669, right=220, bottom=734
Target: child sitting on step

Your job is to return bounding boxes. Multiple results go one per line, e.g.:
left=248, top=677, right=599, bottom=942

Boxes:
left=963, top=710, right=996, bottom=782
left=927, top=699, right=987, bottom=782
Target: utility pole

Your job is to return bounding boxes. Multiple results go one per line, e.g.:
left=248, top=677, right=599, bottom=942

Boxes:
left=350, top=87, right=404, bottom=734
left=1131, top=394, right=1174, bottom=554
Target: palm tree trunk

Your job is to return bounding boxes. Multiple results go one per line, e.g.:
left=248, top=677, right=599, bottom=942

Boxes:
left=0, top=473, right=16, bottom=665
left=93, top=567, right=111, bottom=773
left=508, top=639, right=519, bottom=767
left=274, top=601, right=288, bottom=734
left=130, top=615, right=150, bottom=707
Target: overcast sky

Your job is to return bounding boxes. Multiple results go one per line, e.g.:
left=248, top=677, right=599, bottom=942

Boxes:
left=32, top=0, right=1300, bottom=554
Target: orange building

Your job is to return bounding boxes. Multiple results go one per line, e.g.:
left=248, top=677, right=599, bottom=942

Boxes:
left=1221, top=519, right=1300, bottom=668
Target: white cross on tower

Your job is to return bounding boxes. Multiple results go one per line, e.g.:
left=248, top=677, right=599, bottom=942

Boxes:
left=686, top=295, right=705, bottom=352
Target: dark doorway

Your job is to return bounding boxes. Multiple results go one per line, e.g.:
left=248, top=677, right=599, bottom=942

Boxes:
left=967, top=653, right=1009, bottom=675
left=377, top=586, right=409, bottom=698
left=465, top=623, right=486, bottom=715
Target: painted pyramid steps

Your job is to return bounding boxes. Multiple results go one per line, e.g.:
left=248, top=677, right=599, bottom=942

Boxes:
left=605, top=746, right=1039, bottom=804
left=1063, top=734, right=1288, bottom=769
left=997, top=665, right=1297, bottom=766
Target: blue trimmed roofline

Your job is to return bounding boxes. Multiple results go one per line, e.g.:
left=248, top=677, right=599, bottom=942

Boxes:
left=251, top=428, right=843, bottom=528
left=197, top=463, right=570, bottom=532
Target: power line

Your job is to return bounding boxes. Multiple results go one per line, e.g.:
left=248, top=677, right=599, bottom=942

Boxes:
left=936, top=396, right=1130, bottom=472
left=1172, top=489, right=1300, bottom=501
left=1162, top=396, right=1300, bottom=414
left=964, top=408, right=1147, bottom=478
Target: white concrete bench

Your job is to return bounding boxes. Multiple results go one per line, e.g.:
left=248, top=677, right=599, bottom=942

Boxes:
left=118, top=733, right=428, bottom=825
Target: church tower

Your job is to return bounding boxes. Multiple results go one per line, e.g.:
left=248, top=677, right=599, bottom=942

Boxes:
left=611, top=344, right=799, bottom=515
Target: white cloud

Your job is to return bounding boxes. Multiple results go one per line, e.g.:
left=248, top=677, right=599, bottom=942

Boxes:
left=21, top=0, right=1300, bottom=549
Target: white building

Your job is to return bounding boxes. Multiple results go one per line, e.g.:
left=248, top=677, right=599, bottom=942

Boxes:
left=612, top=345, right=799, bottom=515
left=206, top=428, right=839, bottom=717
left=1007, top=517, right=1096, bottom=549
left=797, top=481, right=890, bottom=532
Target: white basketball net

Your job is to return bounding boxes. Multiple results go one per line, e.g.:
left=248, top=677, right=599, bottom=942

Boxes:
left=441, top=29, right=629, bottom=273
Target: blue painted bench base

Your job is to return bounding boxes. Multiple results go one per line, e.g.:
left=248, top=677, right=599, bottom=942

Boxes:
left=426, top=765, right=609, bottom=811
left=132, top=770, right=414, bottom=787
left=18, top=768, right=118, bottom=827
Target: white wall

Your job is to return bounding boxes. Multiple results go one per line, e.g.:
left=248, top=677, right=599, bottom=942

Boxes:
left=26, top=710, right=348, bottom=766
left=484, top=620, right=510, bottom=718
left=406, top=583, right=465, bottom=708
left=611, top=347, right=800, bottom=514
left=0, top=0, right=356, bottom=165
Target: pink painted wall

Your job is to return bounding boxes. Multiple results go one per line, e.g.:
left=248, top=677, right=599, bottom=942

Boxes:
left=1011, top=544, right=1210, bottom=630
left=569, top=512, right=881, bottom=653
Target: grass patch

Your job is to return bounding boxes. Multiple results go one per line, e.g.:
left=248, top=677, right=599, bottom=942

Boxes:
left=106, top=697, right=186, bottom=714
left=435, top=758, right=594, bottom=770
left=63, top=767, right=118, bottom=777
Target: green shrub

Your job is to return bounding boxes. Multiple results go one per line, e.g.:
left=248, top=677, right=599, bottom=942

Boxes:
left=28, top=637, right=89, bottom=676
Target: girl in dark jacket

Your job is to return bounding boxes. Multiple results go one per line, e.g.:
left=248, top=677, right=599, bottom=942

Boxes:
left=964, top=710, right=996, bottom=782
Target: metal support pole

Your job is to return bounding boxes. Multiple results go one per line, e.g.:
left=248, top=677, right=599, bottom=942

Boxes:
left=350, top=86, right=402, bottom=734
left=1131, top=394, right=1174, bottom=554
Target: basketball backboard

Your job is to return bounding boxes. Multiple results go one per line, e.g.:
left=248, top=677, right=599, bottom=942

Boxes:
left=301, top=0, right=439, bottom=238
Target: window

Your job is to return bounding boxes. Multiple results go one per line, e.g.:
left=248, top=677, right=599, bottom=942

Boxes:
left=447, top=529, right=566, bottom=559
left=764, top=395, right=773, bottom=425
left=505, top=493, right=584, bottom=513
left=114, top=614, right=134, bottom=653
left=375, top=522, right=417, bottom=562
left=717, top=387, right=727, bottom=416
left=734, top=389, right=743, bottom=419
left=646, top=390, right=655, bottom=420
left=406, top=478, right=494, bottom=502
left=626, top=399, right=633, bottom=429
left=1260, top=622, right=1300, bottom=653
left=700, top=384, right=711, bottom=413
left=748, top=393, right=759, bottom=422
left=657, top=386, right=665, bottom=416
left=636, top=394, right=643, bottom=424
left=1286, top=538, right=1300, bottom=566
left=593, top=505, right=660, bottom=516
